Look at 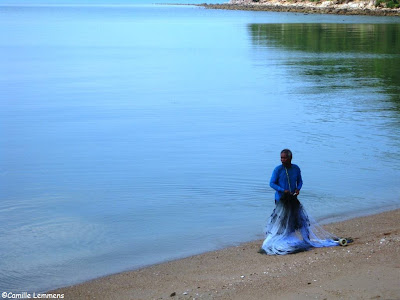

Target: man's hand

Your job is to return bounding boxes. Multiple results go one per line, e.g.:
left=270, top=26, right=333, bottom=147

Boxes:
left=294, top=189, right=300, bottom=195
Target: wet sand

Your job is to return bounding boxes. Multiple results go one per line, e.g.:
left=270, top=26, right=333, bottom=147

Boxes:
left=51, top=208, right=400, bottom=299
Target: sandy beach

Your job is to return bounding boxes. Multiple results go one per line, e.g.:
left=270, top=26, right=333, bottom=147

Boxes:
left=51, top=208, right=400, bottom=299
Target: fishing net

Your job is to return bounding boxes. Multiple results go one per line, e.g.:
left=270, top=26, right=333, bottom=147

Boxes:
left=260, top=193, right=340, bottom=255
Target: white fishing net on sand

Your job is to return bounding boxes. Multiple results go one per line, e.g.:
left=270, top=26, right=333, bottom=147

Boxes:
left=260, top=194, right=341, bottom=255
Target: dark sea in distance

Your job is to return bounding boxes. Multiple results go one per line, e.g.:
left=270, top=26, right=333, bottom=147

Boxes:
left=0, top=0, right=399, bottom=293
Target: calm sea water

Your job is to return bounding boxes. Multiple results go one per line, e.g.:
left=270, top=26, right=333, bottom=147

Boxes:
left=1, top=1, right=399, bottom=293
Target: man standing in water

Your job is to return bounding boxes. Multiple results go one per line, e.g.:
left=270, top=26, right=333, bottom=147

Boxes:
left=270, top=149, right=303, bottom=204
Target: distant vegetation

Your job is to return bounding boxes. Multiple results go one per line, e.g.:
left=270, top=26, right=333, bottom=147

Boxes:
left=376, top=0, right=400, bottom=8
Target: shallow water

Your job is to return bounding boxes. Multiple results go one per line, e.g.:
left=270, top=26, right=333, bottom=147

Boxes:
left=0, top=1, right=399, bottom=292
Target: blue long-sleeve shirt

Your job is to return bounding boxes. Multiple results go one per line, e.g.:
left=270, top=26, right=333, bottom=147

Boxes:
left=270, top=164, right=303, bottom=202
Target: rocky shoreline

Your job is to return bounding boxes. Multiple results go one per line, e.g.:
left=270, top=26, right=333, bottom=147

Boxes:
left=199, top=0, right=400, bottom=16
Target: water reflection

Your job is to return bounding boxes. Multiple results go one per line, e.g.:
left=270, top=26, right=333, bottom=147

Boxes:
left=248, top=23, right=400, bottom=107
left=247, top=21, right=400, bottom=220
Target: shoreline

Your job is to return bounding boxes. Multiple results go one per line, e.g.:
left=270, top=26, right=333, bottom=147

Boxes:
left=198, top=2, right=400, bottom=16
left=51, top=208, right=400, bottom=299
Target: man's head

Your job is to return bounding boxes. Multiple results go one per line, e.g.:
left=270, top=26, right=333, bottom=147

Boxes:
left=280, top=149, right=292, bottom=167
